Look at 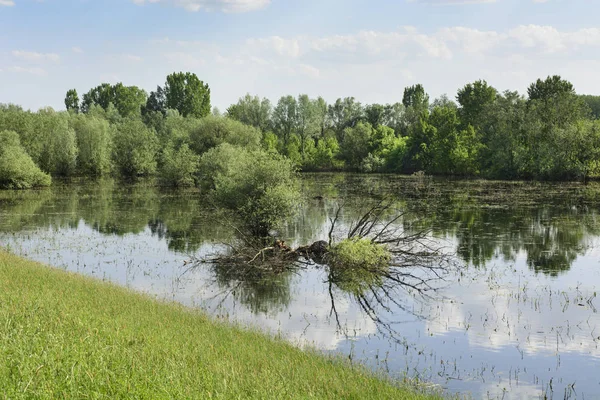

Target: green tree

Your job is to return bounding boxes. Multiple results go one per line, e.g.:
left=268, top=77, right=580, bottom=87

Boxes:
left=112, top=83, right=147, bottom=117
left=159, top=143, right=199, bottom=187
left=143, top=86, right=167, bottom=117
left=81, top=83, right=147, bottom=118
left=272, top=95, right=298, bottom=148
left=457, top=80, right=497, bottom=130
left=226, top=94, right=272, bottom=132
left=71, top=115, right=113, bottom=176
left=33, top=109, right=78, bottom=176
left=312, top=97, right=329, bottom=139
left=478, top=90, right=526, bottom=178
left=0, top=130, right=51, bottom=189
left=296, top=94, right=319, bottom=159
left=199, top=144, right=300, bottom=237
left=311, top=136, right=340, bottom=170
left=339, top=122, right=373, bottom=169
left=402, top=84, right=429, bottom=110
left=164, top=72, right=211, bottom=118
left=328, top=97, right=364, bottom=142
left=428, top=105, right=461, bottom=174
left=528, top=75, right=575, bottom=102
left=188, top=116, right=261, bottom=155
left=365, top=104, right=386, bottom=128
left=112, top=119, right=158, bottom=177
left=580, top=95, right=600, bottom=119
left=381, top=103, right=405, bottom=135
left=64, top=89, right=80, bottom=113
left=527, top=75, right=585, bottom=128
left=404, top=111, right=436, bottom=173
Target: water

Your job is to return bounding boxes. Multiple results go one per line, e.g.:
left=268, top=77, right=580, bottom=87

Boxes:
left=1, top=174, right=599, bottom=399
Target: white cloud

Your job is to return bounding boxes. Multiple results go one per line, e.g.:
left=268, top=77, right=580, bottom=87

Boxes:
left=0, top=0, right=15, bottom=6
left=72, top=47, right=83, bottom=54
left=132, top=0, right=270, bottom=13
left=12, top=50, right=60, bottom=63
left=5, top=66, right=47, bottom=76
left=508, top=25, right=600, bottom=53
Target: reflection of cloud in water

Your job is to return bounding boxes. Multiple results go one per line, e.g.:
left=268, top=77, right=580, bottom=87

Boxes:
left=5, top=223, right=598, bottom=400
left=425, top=252, right=600, bottom=359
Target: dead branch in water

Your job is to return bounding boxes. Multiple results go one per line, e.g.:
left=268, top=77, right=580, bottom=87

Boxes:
left=190, top=200, right=457, bottom=341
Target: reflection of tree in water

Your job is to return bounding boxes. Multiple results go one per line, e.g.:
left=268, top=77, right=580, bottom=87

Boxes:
left=211, top=261, right=293, bottom=315
left=397, top=180, right=600, bottom=275
left=4, top=175, right=600, bottom=277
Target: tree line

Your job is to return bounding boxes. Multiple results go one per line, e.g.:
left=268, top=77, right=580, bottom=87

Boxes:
left=2, top=72, right=600, bottom=190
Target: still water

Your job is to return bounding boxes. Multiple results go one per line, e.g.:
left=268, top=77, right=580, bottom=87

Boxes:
left=1, top=174, right=599, bottom=399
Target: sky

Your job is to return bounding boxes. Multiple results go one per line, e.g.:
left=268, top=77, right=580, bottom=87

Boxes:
left=1, top=0, right=599, bottom=111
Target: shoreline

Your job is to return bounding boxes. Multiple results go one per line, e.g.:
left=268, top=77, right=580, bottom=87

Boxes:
left=0, top=250, right=443, bottom=399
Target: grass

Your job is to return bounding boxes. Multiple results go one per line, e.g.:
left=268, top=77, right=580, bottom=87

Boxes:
left=0, top=250, right=442, bottom=399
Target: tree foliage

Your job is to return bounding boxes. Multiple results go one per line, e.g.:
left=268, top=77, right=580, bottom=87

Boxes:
left=80, top=83, right=147, bottom=117
left=189, top=115, right=262, bottom=155
left=164, top=72, right=211, bottom=118
left=0, top=130, right=51, bottom=189
left=112, top=119, right=158, bottom=177
left=226, top=94, right=272, bottom=132
left=199, top=144, right=300, bottom=237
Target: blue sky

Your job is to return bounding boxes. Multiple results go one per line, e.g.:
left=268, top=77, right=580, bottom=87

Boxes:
left=1, top=0, right=599, bottom=111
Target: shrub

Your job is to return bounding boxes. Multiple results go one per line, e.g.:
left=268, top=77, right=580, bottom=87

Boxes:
left=27, top=110, right=78, bottom=176
left=159, top=143, right=199, bottom=187
left=189, top=116, right=261, bottom=155
left=199, top=144, right=300, bottom=237
left=112, top=119, right=159, bottom=177
left=327, top=238, right=391, bottom=295
left=0, top=130, right=51, bottom=189
left=71, top=115, right=113, bottom=176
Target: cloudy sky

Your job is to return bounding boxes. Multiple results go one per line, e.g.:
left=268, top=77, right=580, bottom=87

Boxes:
left=1, top=0, right=599, bottom=111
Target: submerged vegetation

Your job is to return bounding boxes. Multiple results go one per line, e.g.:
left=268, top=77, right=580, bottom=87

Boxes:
left=1, top=73, right=600, bottom=189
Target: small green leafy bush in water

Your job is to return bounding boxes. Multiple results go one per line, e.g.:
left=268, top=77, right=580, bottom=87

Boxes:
left=328, top=238, right=391, bottom=295
left=0, top=130, right=51, bottom=189
left=199, top=143, right=300, bottom=237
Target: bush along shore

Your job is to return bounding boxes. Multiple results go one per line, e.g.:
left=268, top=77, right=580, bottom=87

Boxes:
left=0, top=250, right=443, bottom=399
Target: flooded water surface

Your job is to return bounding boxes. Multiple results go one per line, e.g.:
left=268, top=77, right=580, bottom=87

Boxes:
left=1, top=174, right=599, bottom=399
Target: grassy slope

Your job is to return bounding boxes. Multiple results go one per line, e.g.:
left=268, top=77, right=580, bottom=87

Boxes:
left=0, top=251, right=441, bottom=399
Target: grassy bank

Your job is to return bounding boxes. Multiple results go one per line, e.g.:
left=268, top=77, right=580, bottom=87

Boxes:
left=0, top=250, right=441, bottom=399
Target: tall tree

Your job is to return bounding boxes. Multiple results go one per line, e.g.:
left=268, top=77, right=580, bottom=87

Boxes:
left=64, top=89, right=79, bottom=113
left=456, top=80, right=497, bottom=129
left=365, top=104, right=386, bottom=128
left=402, top=84, right=429, bottom=110
left=143, top=86, right=167, bottom=116
left=164, top=72, right=211, bottom=118
left=527, top=75, right=585, bottom=129
left=272, top=95, right=298, bottom=147
left=80, top=83, right=147, bottom=117
left=112, top=83, right=147, bottom=117
left=528, top=75, right=575, bottom=102
left=296, top=94, right=317, bottom=156
left=226, top=94, right=272, bottom=132
left=311, top=96, right=329, bottom=138
left=81, top=83, right=113, bottom=113
left=327, top=97, right=364, bottom=142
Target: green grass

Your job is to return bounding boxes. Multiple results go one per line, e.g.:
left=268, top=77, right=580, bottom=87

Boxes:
left=0, top=250, right=442, bottom=399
